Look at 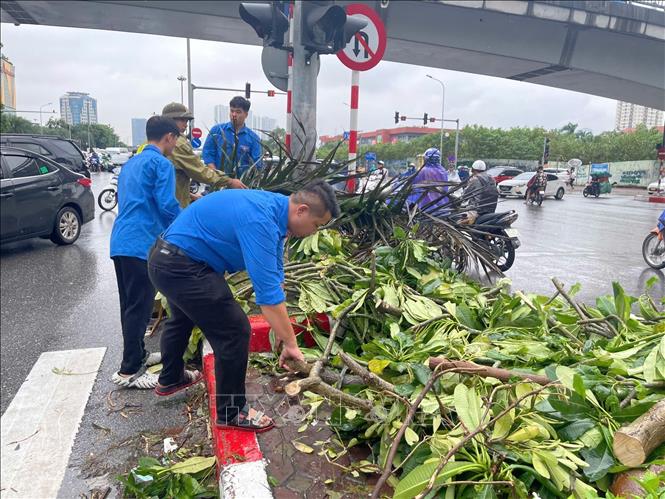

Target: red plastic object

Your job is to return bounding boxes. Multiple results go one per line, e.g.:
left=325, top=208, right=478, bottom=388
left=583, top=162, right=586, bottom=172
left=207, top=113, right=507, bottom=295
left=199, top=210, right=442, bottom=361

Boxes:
left=203, top=353, right=263, bottom=468
left=247, top=313, right=328, bottom=353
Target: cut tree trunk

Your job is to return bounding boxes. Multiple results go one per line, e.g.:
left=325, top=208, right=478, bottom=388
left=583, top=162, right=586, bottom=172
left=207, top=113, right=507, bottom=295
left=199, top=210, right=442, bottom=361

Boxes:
left=613, top=400, right=665, bottom=467
left=428, top=357, right=551, bottom=385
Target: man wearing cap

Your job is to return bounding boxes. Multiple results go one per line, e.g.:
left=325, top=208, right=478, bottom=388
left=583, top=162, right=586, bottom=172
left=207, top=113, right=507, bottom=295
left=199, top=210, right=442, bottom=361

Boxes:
left=464, top=160, right=498, bottom=215
left=162, top=102, right=246, bottom=207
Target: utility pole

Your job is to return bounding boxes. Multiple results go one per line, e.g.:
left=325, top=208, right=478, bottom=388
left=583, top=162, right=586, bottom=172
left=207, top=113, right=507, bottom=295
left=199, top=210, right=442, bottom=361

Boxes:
left=39, top=102, right=52, bottom=131
left=426, top=75, right=445, bottom=156
left=177, top=75, right=187, bottom=104
left=291, top=1, right=319, bottom=161
left=186, top=38, right=194, bottom=129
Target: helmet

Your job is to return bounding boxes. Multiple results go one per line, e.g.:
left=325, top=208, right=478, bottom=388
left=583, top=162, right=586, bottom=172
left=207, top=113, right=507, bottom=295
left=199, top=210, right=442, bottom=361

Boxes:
left=424, top=147, right=441, bottom=165
left=378, top=160, right=385, bottom=166
left=471, top=160, right=487, bottom=171
left=162, top=102, right=194, bottom=120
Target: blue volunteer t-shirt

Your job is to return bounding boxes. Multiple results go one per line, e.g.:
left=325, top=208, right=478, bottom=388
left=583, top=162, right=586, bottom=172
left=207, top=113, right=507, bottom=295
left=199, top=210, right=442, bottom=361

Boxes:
left=162, top=190, right=289, bottom=305
left=110, top=145, right=181, bottom=260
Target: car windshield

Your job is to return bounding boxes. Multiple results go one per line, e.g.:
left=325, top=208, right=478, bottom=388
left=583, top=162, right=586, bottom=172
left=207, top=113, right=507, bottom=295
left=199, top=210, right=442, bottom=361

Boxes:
left=513, top=172, right=535, bottom=181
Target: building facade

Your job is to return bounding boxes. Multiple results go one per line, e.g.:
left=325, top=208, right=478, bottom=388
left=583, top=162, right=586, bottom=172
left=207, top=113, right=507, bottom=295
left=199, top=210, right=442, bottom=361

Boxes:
left=615, top=101, right=663, bottom=130
left=60, top=92, right=98, bottom=125
left=131, top=118, right=147, bottom=147
left=0, top=49, right=16, bottom=113
left=320, top=126, right=441, bottom=146
left=213, top=104, right=228, bottom=125
left=213, top=104, right=277, bottom=134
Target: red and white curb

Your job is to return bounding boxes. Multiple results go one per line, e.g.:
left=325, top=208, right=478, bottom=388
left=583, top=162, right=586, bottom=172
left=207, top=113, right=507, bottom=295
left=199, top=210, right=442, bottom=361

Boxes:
left=202, top=340, right=272, bottom=499
left=202, top=314, right=327, bottom=497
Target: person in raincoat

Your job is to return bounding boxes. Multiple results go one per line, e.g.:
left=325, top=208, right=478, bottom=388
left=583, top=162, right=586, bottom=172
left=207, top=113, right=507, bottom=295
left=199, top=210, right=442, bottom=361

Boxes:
left=406, top=147, right=449, bottom=214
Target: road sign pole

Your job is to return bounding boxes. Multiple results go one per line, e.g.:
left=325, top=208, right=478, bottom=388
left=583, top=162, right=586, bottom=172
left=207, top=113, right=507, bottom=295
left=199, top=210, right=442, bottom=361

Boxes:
left=347, top=70, right=360, bottom=193
left=285, top=2, right=294, bottom=154
left=291, top=0, right=319, bottom=161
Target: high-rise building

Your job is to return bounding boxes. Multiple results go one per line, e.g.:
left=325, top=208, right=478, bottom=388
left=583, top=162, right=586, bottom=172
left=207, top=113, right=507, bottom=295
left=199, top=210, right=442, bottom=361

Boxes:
left=60, top=92, right=98, bottom=125
left=615, top=101, right=664, bottom=130
left=214, top=104, right=278, bottom=134
left=0, top=47, right=16, bottom=113
left=131, top=118, right=147, bottom=147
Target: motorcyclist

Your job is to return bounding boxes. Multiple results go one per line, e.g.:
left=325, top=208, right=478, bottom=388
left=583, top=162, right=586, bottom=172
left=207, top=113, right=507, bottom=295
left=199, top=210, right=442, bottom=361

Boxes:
left=526, top=165, right=548, bottom=204
left=463, top=160, right=498, bottom=215
left=406, top=147, right=449, bottom=213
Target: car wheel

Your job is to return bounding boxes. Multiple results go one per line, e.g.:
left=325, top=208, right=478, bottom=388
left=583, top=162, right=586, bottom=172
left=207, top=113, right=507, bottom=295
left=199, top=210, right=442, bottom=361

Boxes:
left=555, top=187, right=565, bottom=200
left=50, top=206, right=81, bottom=245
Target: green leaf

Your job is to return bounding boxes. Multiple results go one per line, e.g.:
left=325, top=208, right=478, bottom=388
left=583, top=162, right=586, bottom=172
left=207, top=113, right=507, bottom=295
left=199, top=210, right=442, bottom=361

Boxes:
left=410, top=363, right=431, bottom=386
left=558, top=419, right=597, bottom=441
left=491, top=408, right=514, bottom=441
left=453, top=384, right=484, bottom=432
left=168, top=456, right=216, bottom=475
left=392, top=461, right=481, bottom=499
left=368, top=359, right=392, bottom=375
left=531, top=453, right=550, bottom=479
left=580, top=440, right=615, bottom=482
left=404, top=426, right=419, bottom=446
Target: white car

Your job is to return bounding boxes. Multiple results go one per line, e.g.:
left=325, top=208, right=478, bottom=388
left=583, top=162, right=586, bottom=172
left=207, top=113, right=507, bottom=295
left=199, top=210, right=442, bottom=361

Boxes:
left=497, top=172, right=566, bottom=199
left=544, top=167, right=571, bottom=182
left=104, top=147, right=131, bottom=165
left=647, top=181, right=665, bottom=195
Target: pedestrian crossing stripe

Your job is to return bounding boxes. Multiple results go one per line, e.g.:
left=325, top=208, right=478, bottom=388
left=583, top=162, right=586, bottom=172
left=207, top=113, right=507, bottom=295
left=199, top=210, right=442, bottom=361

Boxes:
left=1, top=348, right=106, bottom=498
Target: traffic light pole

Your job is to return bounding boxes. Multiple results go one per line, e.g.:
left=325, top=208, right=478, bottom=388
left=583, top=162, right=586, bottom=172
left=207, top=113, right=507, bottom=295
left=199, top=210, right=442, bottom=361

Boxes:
left=291, top=0, right=320, bottom=161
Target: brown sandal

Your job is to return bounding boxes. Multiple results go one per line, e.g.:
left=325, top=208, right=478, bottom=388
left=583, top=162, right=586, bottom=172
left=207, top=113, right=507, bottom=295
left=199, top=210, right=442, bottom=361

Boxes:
left=216, top=403, right=275, bottom=433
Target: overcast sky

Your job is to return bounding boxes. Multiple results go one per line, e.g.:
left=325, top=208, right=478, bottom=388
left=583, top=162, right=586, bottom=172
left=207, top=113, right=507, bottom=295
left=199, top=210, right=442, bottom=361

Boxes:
left=1, top=23, right=618, bottom=145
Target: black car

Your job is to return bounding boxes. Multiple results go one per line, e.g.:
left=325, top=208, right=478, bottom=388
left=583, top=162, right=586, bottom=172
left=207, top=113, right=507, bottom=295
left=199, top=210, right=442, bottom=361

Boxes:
left=1, top=146, right=95, bottom=245
left=0, top=133, right=90, bottom=178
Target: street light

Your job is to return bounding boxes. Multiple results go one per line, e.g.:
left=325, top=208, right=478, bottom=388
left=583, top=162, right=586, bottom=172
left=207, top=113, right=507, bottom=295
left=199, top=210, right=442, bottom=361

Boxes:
left=177, top=75, right=187, bottom=104
left=426, top=74, right=445, bottom=156
left=39, top=102, right=52, bottom=129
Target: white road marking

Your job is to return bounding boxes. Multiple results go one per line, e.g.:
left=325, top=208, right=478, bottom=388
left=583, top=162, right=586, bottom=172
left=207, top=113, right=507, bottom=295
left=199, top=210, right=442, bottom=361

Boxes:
left=1, top=347, right=106, bottom=498
left=220, top=460, right=272, bottom=499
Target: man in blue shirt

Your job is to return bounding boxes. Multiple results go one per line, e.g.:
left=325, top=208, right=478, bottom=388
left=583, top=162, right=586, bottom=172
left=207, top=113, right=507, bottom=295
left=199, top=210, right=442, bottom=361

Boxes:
left=110, top=116, right=182, bottom=389
left=202, top=96, right=262, bottom=178
left=147, top=180, right=340, bottom=432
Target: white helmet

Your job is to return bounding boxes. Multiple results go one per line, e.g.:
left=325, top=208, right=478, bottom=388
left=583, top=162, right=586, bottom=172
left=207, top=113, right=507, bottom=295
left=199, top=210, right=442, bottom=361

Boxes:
left=471, top=160, right=487, bottom=171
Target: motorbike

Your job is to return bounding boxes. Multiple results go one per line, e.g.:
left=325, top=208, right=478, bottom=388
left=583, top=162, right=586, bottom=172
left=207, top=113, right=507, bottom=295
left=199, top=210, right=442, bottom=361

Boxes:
left=642, top=211, right=665, bottom=269
left=98, top=168, right=119, bottom=211
left=528, top=189, right=545, bottom=206
left=583, top=172, right=612, bottom=198
left=472, top=210, right=521, bottom=271
left=453, top=210, right=520, bottom=272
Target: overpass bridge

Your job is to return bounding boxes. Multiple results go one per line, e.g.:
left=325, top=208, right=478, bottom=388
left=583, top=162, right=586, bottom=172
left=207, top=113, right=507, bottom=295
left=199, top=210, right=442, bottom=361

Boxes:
left=2, top=1, right=663, bottom=110
left=1, top=0, right=663, bottom=109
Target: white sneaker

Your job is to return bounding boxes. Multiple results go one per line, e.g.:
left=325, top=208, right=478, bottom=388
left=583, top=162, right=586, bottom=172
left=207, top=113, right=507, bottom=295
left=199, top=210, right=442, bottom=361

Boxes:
left=112, top=371, right=159, bottom=389
left=144, top=352, right=162, bottom=367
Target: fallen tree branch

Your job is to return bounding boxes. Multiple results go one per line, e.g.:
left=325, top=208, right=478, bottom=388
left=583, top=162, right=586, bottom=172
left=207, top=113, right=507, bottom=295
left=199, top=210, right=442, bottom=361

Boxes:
left=515, top=291, right=582, bottom=346
left=613, top=399, right=665, bottom=467
left=338, top=351, right=396, bottom=392
left=283, top=359, right=364, bottom=387
left=371, top=364, right=447, bottom=499
left=428, top=357, right=551, bottom=386
left=416, top=383, right=556, bottom=499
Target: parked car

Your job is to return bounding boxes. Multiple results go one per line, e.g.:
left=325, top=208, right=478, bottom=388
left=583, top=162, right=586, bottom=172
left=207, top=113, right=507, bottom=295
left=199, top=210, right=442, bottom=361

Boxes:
left=647, top=180, right=665, bottom=195
left=497, top=172, right=566, bottom=200
left=0, top=133, right=89, bottom=178
left=486, top=166, right=523, bottom=184
left=0, top=146, right=95, bottom=245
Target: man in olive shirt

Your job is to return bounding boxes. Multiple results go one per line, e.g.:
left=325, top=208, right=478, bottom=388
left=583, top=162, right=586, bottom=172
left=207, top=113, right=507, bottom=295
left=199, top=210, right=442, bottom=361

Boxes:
left=161, top=103, right=246, bottom=206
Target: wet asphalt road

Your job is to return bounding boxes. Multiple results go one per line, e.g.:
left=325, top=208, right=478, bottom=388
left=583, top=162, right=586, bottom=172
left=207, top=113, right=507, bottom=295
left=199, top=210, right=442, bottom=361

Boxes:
left=0, top=173, right=663, bottom=495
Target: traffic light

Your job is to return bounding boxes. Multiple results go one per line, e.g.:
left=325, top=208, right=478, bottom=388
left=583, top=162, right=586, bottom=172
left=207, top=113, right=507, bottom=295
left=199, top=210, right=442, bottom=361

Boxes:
left=400, top=116, right=406, bottom=121
left=301, top=2, right=367, bottom=54
left=429, top=117, right=436, bottom=123
left=245, top=82, right=251, bottom=99
left=239, top=2, right=289, bottom=48
left=394, top=112, right=400, bottom=124
left=267, top=90, right=276, bottom=97
left=423, top=113, right=428, bottom=125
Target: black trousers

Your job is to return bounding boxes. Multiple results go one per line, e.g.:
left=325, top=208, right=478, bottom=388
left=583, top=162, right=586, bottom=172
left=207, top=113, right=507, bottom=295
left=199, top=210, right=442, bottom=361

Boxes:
left=112, top=256, right=155, bottom=375
left=147, top=239, right=250, bottom=422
